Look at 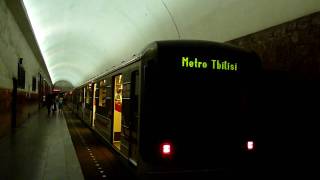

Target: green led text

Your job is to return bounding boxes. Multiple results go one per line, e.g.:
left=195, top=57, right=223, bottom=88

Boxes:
left=181, top=57, right=238, bottom=71
left=182, top=57, right=208, bottom=68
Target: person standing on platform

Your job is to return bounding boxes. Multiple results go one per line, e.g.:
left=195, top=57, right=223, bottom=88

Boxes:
left=42, top=95, right=46, bottom=107
left=58, top=95, right=63, bottom=113
left=46, top=94, right=53, bottom=115
left=53, top=95, right=58, bottom=112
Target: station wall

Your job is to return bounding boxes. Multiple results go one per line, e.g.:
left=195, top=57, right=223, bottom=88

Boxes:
left=0, top=1, right=51, bottom=139
left=228, top=11, right=320, bottom=169
left=228, top=11, right=320, bottom=78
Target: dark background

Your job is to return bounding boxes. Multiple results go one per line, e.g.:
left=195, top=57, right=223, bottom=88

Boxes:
left=228, top=12, right=320, bottom=177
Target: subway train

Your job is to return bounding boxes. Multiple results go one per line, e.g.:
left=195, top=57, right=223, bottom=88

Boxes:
left=70, top=40, right=261, bottom=178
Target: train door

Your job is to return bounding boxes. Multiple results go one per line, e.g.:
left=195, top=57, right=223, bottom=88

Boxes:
left=92, top=83, right=97, bottom=127
left=113, top=75, right=123, bottom=150
left=128, top=71, right=139, bottom=166
left=84, top=84, right=93, bottom=126
left=82, top=87, right=85, bottom=120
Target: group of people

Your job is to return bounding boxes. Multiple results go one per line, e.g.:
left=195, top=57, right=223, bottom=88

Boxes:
left=45, top=94, right=64, bottom=115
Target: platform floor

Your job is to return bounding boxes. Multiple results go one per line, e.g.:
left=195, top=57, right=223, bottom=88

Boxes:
left=63, top=109, right=137, bottom=180
left=0, top=108, right=84, bottom=180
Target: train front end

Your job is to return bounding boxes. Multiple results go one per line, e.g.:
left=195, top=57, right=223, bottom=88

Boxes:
left=139, top=41, right=261, bottom=179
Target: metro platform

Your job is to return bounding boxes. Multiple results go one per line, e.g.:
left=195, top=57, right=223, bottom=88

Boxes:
left=0, top=108, right=84, bottom=180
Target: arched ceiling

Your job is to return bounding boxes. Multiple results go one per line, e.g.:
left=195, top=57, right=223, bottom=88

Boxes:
left=54, top=80, right=74, bottom=92
left=22, top=0, right=320, bottom=87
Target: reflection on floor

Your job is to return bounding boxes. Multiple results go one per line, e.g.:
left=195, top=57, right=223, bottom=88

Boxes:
left=0, top=108, right=84, bottom=180
left=114, top=141, right=121, bottom=150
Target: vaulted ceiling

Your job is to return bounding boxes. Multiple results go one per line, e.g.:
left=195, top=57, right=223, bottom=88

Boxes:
left=21, top=0, right=320, bottom=87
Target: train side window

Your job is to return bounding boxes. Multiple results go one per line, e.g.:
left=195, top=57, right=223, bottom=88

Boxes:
left=85, top=84, right=93, bottom=108
left=85, top=85, right=90, bottom=104
left=79, top=90, right=82, bottom=103
left=99, top=80, right=107, bottom=107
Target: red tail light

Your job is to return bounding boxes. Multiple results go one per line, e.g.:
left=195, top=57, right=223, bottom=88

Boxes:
left=161, top=142, right=173, bottom=158
left=247, top=140, right=254, bottom=151
left=162, top=144, right=171, bottom=154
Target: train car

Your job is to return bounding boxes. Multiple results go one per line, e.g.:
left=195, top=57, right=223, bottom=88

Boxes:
left=72, top=40, right=261, bottom=178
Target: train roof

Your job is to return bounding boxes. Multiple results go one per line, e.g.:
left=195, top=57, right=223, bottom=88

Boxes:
left=79, top=40, right=260, bottom=87
left=143, top=40, right=255, bottom=56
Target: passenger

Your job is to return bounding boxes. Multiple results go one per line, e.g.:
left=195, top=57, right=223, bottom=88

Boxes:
left=53, top=95, right=58, bottom=111
left=42, top=95, right=46, bottom=107
left=46, top=94, right=53, bottom=115
left=58, top=96, right=63, bottom=113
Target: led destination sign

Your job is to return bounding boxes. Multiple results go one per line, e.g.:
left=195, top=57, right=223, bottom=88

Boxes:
left=181, top=57, right=238, bottom=72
